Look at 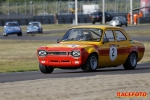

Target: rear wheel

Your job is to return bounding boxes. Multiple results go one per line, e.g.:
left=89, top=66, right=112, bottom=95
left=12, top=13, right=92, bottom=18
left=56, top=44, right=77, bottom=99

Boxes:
left=81, top=54, right=98, bottom=72
left=17, top=32, right=22, bottom=37
left=120, top=24, right=122, bottom=27
left=39, top=63, right=54, bottom=74
left=123, top=52, right=137, bottom=70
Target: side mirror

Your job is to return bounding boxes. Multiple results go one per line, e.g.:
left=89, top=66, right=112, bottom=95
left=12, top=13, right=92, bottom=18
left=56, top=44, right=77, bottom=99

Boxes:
left=103, top=38, right=109, bottom=44
left=57, top=39, right=61, bottom=43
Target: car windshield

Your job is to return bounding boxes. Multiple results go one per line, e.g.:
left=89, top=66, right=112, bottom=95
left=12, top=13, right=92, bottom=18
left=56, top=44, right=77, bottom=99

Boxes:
left=112, top=17, right=120, bottom=20
left=7, top=23, right=19, bottom=26
left=28, top=23, right=39, bottom=27
left=91, top=12, right=99, bottom=15
left=61, top=28, right=102, bottom=42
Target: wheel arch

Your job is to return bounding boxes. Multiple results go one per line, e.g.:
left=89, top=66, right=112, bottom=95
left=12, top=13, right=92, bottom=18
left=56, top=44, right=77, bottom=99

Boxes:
left=126, top=51, right=138, bottom=62
left=130, top=51, right=138, bottom=58
left=88, top=52, right=99, bottom=60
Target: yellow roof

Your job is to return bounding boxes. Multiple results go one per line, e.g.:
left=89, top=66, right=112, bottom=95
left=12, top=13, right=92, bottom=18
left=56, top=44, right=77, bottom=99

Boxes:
left=72, top=25, right=122, bottom=30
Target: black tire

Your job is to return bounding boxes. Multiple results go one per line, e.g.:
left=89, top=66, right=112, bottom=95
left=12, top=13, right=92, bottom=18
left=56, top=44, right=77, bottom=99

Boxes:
left=126, top=23, right=128, bottom=27
left=120, top=24, right=122, bottom=27
left=3, top=33, right=8, bottom=36
left=39, top=63, right=54, bottom=74
left=4, top=34, right=8, bottom=36
left=81, top=54, right=98, bottom=72
left=123, top=52, right=137, bottom=70
left=17, top=32, right=22, bottom=37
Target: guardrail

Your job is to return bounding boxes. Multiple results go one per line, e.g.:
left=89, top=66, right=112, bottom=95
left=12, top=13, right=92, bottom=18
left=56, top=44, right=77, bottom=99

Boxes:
left=138, top=17, right=150, bottom=24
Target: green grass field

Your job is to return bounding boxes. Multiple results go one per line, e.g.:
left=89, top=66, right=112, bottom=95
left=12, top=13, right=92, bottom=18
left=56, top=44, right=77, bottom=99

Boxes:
left=0, top=40, right=55, bottom=73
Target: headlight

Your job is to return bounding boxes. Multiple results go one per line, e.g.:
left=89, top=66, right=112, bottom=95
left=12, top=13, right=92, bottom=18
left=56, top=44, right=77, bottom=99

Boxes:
left=71, top=50, right=80, bottom=57
left=38, top=50, right=47, bottom=56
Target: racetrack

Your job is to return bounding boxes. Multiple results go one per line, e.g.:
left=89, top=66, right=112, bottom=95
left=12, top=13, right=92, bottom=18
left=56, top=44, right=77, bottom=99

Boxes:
left=0, top=25, right=150, bottom=100
left=0, top=63, right=150, bottom=83
left=0, top=25, right=150, bottom=41
left=0, top=64, right=150, bottom=100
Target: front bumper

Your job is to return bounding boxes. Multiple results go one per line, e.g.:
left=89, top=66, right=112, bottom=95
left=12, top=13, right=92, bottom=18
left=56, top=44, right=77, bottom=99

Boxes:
left=38, top=55, right=83, bottom=68
left=27, top=29, right=39, bottom=33
left=6, top=31, right=21, bottom=34
left=110, top=21, right=120, bottom=26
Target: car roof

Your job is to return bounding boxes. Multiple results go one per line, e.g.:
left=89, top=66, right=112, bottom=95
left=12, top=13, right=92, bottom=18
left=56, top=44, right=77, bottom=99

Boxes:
left=29, top=22, right=41, bottom=24
left=113, top=16, right=125, bottom=18
left=72, top=25, right=122, bottom=30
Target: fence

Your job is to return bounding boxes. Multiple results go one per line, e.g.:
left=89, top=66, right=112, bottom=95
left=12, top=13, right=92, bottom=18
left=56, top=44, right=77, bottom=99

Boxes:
left=0, top=13, right=128, bottom=26
left=0, top=0, right=140, bottom=15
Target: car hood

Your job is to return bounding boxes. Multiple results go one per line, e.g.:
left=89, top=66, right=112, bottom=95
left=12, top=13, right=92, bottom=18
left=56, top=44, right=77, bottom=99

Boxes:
left=6, top=26, right=20, bottom=29
left=27, top=26, right=39, bottom=29
left=38, top=42, right=102, bottom=51
left=111, top=19, right=119, bottom=21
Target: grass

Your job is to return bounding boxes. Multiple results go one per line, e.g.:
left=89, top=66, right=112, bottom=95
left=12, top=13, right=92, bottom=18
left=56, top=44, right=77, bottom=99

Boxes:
left=0, top=39, right=149, bottom=73
left=126, top=30, right=150, bottom=36
left=27, top=32, right=65, bottom=37
left=0, top=40, right=55, bottom=73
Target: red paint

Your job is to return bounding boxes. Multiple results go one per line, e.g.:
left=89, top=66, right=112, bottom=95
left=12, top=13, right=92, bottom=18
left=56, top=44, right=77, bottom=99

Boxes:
left=38, top=47, right=90, bottom=68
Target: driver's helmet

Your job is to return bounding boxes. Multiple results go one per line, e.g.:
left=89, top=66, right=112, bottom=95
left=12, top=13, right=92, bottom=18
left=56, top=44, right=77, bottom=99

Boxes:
left=76, top=32, right=85, bottom=40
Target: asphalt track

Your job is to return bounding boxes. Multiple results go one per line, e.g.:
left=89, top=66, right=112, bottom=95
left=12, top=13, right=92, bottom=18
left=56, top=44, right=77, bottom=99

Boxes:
left=0, top=25, right=150, bottom=41
left=0, top=25, right=150, bottom=83
left=0, top=63, right=150, bottom=83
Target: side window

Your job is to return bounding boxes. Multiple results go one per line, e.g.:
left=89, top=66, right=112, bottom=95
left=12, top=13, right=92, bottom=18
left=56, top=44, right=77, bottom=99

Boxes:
left=104, top=30, right=115, bottom=42
left=115, top=30, right=127, bottom=41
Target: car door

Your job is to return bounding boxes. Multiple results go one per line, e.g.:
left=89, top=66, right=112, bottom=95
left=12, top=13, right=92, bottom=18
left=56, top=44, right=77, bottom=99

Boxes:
left=113, top=29, right=129, bottom=65
left=99, top=29, right=119, bottom=67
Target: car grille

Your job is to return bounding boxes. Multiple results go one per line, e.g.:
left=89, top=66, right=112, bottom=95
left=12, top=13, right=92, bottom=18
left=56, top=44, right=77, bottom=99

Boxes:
left=48, top=52, right=68, bottom=55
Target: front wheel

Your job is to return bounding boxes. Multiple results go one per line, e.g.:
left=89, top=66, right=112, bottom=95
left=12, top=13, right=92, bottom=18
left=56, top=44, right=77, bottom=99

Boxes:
left=3, top=33, right=8, bottom=36
left=39, top=63, right=54, bottom=74
left=81, top=54, right=98, bottom=72
left=123, top=53, right=137, bottom=70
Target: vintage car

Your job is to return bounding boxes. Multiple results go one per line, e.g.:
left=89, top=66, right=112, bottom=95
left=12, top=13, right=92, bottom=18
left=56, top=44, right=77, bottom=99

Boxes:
left=26, top=22, right=43, bottom=34
left=89, top=12, right=113, bottom=24
left=109, top=16, right=128, bottom=27
left=37, top=25, right=145, bottom=74
left=3, top=21, right=22, bottom=36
